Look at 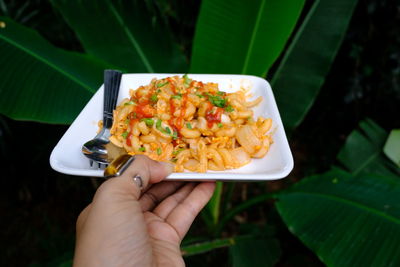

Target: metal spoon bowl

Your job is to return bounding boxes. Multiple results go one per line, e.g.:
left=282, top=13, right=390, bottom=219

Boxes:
left=82, top=70, right=122, bottom=168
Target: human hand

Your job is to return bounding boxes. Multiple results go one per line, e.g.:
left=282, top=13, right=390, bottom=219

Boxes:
left=73, top=155, right=215, bottom=267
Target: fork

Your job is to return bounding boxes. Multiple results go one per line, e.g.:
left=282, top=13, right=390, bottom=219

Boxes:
left=81, top=70, right=122, bottom=169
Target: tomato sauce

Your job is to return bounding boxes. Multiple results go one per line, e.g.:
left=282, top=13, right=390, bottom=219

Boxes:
left=205, top=105, right=222, bottom=128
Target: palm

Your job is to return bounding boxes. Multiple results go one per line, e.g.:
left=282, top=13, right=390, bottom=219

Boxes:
left=74, top=156, right=215, bottom=267
left=139, top=181, right=215, bottom=266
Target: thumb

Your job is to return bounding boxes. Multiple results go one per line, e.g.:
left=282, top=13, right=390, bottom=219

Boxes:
left=96, top=155, right=174, bottom=201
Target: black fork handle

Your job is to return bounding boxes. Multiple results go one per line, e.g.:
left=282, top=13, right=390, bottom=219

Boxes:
left=103, top=70, right=122, bottom=129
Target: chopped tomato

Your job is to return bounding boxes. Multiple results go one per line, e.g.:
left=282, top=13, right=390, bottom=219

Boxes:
left=135, top=104, right=154, bottom=119
left=205, top=106, right=223, bottom=128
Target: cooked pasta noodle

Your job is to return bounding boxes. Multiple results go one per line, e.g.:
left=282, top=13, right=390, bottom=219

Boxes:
left=106, top=75, right=274, bottom=172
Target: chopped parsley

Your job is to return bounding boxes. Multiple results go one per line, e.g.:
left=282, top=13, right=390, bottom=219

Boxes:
left=138, top=147, right=146, bottom=152
left=157, top=147, right=162, bottom=155
left=186, top=123, right=192, bottom=129
left=217, top=123, right=223, bottom=128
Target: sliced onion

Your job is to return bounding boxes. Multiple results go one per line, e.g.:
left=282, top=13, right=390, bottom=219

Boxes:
left=235, top=125, right=262, bottom=154
left=231, top=147, right=251, bottom=167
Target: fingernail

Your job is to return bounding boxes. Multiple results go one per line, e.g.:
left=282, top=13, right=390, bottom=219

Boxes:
left=160, top=161, right=174, bottom=174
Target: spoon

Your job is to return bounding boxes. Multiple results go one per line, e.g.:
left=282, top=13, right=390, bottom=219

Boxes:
left=82, top=69, right=122, bottom=167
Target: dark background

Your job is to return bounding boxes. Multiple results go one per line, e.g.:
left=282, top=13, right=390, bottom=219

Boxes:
left=1, top=0, right=399, bottom=266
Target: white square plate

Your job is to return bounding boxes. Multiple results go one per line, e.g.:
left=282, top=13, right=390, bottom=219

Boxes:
left=50, top=74, right=293, bottom=181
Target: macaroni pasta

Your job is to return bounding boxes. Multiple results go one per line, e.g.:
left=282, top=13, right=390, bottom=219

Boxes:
left=107, top=75, right=273, bottom=172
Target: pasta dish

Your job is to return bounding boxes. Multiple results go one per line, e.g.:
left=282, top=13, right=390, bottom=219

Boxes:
left=106, top=75, right=273, bottom=172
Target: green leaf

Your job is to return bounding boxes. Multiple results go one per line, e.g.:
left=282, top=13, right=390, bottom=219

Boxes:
left=337, top=119, right=399, bottom=177
left=271, top=0, right=358, bottom=131
left=202, top=181, right=224, bottom=232
left=276, top=168, right=400, bottom=267
left=384, top=129, right=400, bottom=168
left=0, top=17, right=108, bottom=124
left=182, top=237, right=236, bottom=257
left=229, top=235, right=281, bottom=267
left=51, top=0, right=187, bottom=73
left=190, top=0, right=305, bottom=76
left=216, top=192, right=273, bottom=235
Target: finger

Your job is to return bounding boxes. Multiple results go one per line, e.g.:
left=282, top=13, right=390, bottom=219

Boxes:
left=98, top=155, right=174, bottom=200
left=76, top=203, right=92, bottom=235
left=152, top=183, right=197, bottom=219
left=166, top=182, right=215, bottom=241
left=139, top=181, right=185, bottom=212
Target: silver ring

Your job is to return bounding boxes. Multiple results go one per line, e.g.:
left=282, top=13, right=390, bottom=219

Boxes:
left=132, top=175, right=143, bottom=189
left=104, top=154, right=135, bottom=178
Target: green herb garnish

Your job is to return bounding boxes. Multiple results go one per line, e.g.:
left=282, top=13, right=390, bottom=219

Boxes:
left=172, top=131, right=178, bottom=140
left=157, top=81, right=169, bottom=88
left=186, top=123, right=192, bottom=129
left=171, top=94, right=182, bottom=100
left=150, top=94, right=158, bottom=102
left=165, top=127, right=171, bottom=134
left=121, top=131, right=129, bottom=139
left=124, top=101, right=135, bottom=106
left=224, top=105, right=234, bottom=112
left=138, top=147, right=146, bottom=152
left=217, top=123, right=223, bottom=128
left=157, top=147, right=162, bottom=155
left=183, top=74, right=192, bottom=88
left=206, top=93, right=226, bottom=108
left=141, top=118, right=154, bottom=127
left=172, top=148, right=185, bottom=155
left=156, top=119, right=163, bottom=131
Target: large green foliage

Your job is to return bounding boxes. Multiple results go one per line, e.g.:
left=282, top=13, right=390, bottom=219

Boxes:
left=0, top=0, right=358, bottom=131
left=276, top=119, right=400, bottom=266
left=51, top=0, right=187, bottom=73
left=0, top=16, right=108, bottom=123
left=271, top=0, right=359, bottom=131
left=3, top=1, right=393, bottom=266
left=190, top=0, right=305, bottom=76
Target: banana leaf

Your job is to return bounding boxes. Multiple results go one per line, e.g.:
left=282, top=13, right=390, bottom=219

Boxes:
left=384, top=129, right=400, bottom=168
left=277, top=119, right=400, bottom=266
left=51, top=0, right=187, bottom=73
left=189, top=0, right=305, bottom=76
left=271, top=0, right=358, bottom=132
left=0, top=17, right=109, bottom=124
left=229, top=235, right=281, bottom=267
left=276, top=168, right=400, bottom=267
left=337, top=118, right=400, bottom=178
